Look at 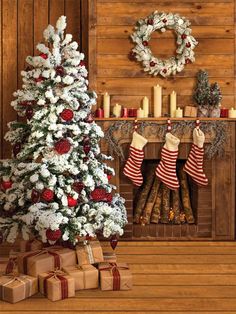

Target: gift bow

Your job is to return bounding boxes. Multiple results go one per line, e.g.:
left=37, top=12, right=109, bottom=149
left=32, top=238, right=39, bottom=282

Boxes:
left=0, top=274, right=32, bottom=300
left=99, top=263, right=129, bottom=291
left=43, top=270, right=68, bottom=299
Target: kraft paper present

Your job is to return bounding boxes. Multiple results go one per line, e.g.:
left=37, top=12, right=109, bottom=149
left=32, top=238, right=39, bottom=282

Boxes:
left=103, top=252, right=117, bottom=263
left=76, top=241, right=104, bottom=265
left=39, top=271, right=75, bottom=301
left=184, top=106, right=198, bottom=117
left=19, top=239, right=43, bottom=252
left=0, top=274, right=38, bottom=303
left=62, top=264, right=98, bottom=290
left=99, top=263, right=132, bottom=291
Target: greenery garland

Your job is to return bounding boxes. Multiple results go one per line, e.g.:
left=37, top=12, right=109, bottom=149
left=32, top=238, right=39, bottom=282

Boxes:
left=130, top=11, right=198, bottom=77
left=104, top=121, right=227, bottom=160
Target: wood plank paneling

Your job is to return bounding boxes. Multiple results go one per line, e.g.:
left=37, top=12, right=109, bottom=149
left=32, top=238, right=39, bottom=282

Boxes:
left=34, top=0, right=49, bottom=52
left=49, top=0, right=65, bottom=25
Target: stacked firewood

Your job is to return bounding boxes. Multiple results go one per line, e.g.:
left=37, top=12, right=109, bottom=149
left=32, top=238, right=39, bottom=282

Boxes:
left=134, top=163, right=195, bottom=225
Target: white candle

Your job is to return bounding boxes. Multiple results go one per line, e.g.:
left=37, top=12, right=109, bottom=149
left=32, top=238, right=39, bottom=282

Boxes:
left=113, top=103, right=122, bottom=118
left=175, top=107, right=183, bottom=118
left=229, top=107, right=236, bottom=118
left=103, top=92, right=110, bottom=118
left=142, top=96, right=149, bottom=118
left=137, top=108, right=144, bottom=118
left=154, top=84, right=162, bottom=117
left=170, top=91, right=177, bottom=117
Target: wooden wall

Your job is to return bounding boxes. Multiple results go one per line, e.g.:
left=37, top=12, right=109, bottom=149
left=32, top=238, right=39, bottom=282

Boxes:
left=0, top=0, right=87, bottom=158
left=89, top=0, right=236, bottom=114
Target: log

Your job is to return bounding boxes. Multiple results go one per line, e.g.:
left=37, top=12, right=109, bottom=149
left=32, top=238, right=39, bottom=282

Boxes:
left=171, top=190, right=181, bottom=224
left=142, top=177, right=161, bottom=224
left=160, top=185, right=171, bottom=224
left=178, top=166, right=195, bottom=224
left=150, top=183, right=163, bottom=224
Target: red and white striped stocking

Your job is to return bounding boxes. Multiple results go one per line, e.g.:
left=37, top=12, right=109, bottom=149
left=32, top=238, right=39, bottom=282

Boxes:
left=184, top=128, right=208, bottom=186
left=123, top=131, right=147, bottom=186
left=156, top=133, right=180, bottom=190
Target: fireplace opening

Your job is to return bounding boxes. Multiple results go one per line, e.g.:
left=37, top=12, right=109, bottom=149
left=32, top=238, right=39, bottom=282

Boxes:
left=133, top=160, right=198, bottom=226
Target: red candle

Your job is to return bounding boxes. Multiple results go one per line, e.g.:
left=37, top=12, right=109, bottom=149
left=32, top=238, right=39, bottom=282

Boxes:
left=128, top=108, right=137, bottom=117
left=220, top=108, right=229, bottom=118
left=95, top=108, right=104, bottom=118
left=122, top=108, right=128, bottom=118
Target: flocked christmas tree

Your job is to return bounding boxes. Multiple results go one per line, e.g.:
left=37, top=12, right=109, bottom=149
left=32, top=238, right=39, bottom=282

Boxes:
left=0, top=16, right=127, bottom=244
left=193, top=70, right=210, bottom=117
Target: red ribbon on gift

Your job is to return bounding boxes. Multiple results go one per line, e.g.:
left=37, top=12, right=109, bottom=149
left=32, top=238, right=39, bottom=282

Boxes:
left=100, top=263, right=129, bottom=291
left=22, top=248, right=61, bottom=274
left=43, top=270, right=68, bottom=299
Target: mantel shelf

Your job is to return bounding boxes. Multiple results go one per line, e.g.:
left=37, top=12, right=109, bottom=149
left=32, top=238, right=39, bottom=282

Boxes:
left=94, top=117, right=236, bottom=122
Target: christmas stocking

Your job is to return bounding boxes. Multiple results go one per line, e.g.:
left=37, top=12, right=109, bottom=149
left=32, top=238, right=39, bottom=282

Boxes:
left=155, top=133, right=180, bottom=190
left=184, top=128, right=208, bottom=186
left=123, top=131, right=148, bottom=186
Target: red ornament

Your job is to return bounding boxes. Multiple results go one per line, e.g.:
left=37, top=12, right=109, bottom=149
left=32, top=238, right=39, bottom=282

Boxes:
left=40, top=53, right=48, bottom=59
left=73, top=182, right=84, bottom=193
left=31, top=189, right=40, bottom=203
left=162, top=18, right=167, bottom=23
left=60, top=109, right=74, bottom=121
left=79, top=61, right=86, bottom=67
left=186, top=42, right=191, bottom=48
left=162, top=69, right=167, bottom=74
left=67, top=195, right=78, bottom=207
left=185, top=58, right=191, bottom=64
left=85, top=114, right=93, bottom=123
left=91, top=188, right=106, bottom=201
left=129, top=51, right=136, bottom=61
left=147, top=18, right=154, bottom=25
left=54, top=139, right=71, bottom=154
left=110, top=235, right=118, bottom=250
left=55, top=66, right=64, bottom=76
left=181, top=34, right=187, bottom=40
left=41, top=189, right=54, bottom=202
left=1, top=180, right=13, bottom=190
left=13, top=143, right=21, bottom=157
left=25, top=106, right=34, bottom=120
left=83, top=144, right=91, bottom=155
left=35, top=76, right=44, bottom=83
left=46, top=229, right=62, bottom=241
left=143, top=41, right=148, bottom=46
left=150, top=61, right=156, bottom=67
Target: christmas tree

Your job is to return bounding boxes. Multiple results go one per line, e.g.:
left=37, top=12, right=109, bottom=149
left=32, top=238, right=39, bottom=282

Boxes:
left=208, top=82, right=222, bottom=108
left=193, top=70, right=210, bottom=108
left=0, top=16, right=127, bottom=244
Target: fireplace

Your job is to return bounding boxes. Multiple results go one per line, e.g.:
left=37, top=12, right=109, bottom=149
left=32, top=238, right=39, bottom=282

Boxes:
left=98, top=120, right=235, bottom=241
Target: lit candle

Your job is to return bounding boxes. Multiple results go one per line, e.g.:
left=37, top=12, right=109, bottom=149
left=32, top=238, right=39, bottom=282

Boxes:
left=175, top=107, right=183, bottom=118
left=137, top=108, right=144, bottom=118
left=142, top=96, right=149, bottom=118
left=154, top=84, right=162, bottom=117
left=113, top=103, right=122, bottom=118
left=170, top=91, right=177, bottom=117
left=103, top=92, right=110, bottom=118
left=229, top=107, right=236, bottom=118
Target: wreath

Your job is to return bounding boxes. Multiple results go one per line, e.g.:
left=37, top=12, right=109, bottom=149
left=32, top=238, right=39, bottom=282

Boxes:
left=130, top=11, right=198, bottom=78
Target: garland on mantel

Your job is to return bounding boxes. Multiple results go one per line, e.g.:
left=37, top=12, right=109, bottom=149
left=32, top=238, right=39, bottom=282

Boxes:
left=104, top=121, right=227, bottom=160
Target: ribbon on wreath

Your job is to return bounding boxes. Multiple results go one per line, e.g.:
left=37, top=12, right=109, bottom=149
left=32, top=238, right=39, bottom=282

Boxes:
left=0, top=274, right=32, bottom=300
left=99, top=263, right=129, bottom=291
left=22, top=247, right=62, bottom=274
left=43, top=270, right=68, bottom=299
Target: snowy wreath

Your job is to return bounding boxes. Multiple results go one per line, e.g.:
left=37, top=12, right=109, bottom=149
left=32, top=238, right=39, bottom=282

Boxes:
left=130, top=11, right=198, bottom=77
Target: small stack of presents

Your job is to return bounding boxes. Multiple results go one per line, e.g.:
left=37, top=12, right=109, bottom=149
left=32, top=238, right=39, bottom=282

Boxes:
left=0, top=238, right=132, bottom=303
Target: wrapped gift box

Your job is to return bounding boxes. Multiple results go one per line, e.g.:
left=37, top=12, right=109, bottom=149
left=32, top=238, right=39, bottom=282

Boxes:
left=99, top=263, right=132, bottom=291
left=39, top=270, right=75, bottom=301
left=76, top=241, right=103, bottom=265
left=18, top=247, right=76, bottom=277
left=63, top=264, right=98, bottom=290
left=19, top=239, right=43, bottom=252
left=103, top=252, right=117, bottom=263
left=0, top=274, right=38, bottom=303
left=184, top=106, right=198, bottom=117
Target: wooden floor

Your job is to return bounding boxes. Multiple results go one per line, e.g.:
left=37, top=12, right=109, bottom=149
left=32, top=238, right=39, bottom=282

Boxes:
left=1, top=241, right=236, bottom=313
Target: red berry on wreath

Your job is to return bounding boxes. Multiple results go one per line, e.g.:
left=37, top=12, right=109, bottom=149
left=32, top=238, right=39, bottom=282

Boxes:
left=60, top=109, right=74, bottom=121
left=46, top=229, right=62, bottom=241
left=150, top=61, right=156, bottom=67
left=40, top=53, right=48, bottom=59
left=13, top=142, right=21, bottom=157
left=185, top=58, right=191, bottom=64
left=41, top=188, right=54, bottom=202
left=83, top=157, right=89, bottom=162
left=31, top=189, right=40, bottom=203
left=79, top=61, right=86, bottom=67
left=35, top=76, right=44, bottom=83
left=181, top=34, right=187, bottom=40
left=186, top=42, right=191, bottom=48
left=73, top=182, right=84, bottom=193
left=162, top=69, right=167, bottom=74
left=67, top=195, right=78, bottom=207
left=83, top=144, right=91, bottom=155
left=147, top=18, right=154, bottom=25
left=107, top=174, right=112, bottom=181
left=162, top=18, right=167, bottom=23
left=25, top=106, right=34, bottom=120
left=85, top=114, right=93, bottom=123
left=1, top=180, right=13, bottom=190
left=55, top=66, right=64, bottom=76
left=54, top=138, right=71, bottom=154
left=143, top=41, right=148, bottom=46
